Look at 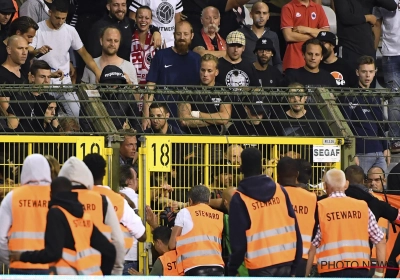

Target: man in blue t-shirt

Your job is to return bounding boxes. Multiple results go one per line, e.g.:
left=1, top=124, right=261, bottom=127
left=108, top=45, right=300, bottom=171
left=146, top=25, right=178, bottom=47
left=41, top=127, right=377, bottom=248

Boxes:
left=144, top=21, right=201, bottom=130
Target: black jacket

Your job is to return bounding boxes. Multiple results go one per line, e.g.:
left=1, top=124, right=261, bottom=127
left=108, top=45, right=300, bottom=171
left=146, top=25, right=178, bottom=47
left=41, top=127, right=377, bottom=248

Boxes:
left=20, top=191, right=116, bottom=275
left=0, top=0, right=15, bottom=41
left=86, top=15, right=159, bottom=61
left=228, top=175, right=302, bottom=276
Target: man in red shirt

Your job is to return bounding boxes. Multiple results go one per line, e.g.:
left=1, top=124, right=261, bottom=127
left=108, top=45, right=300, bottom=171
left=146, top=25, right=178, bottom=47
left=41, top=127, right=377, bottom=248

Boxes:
left=281, top=0, right=329, bottom=71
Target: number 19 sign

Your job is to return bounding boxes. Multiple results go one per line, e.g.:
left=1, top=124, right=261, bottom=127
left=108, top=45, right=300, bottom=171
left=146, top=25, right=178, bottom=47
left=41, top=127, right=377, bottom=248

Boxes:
left=147, top=138, right=171, bottom=172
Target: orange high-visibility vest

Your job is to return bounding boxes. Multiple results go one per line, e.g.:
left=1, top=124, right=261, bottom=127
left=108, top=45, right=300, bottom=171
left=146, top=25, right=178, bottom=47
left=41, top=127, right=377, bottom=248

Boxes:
left=73, top=189, right=112, bottom=240
left=92, top=186, right=133, bottom=250
left=316, top=196, right=370, bottom=274
left=238, top=184, right=297, bottom=269
left=159, top=250, right=183, bottom=276
left=9, top=185, right=51, bottom=269
left=370, top=193, right=388, bottom=259
left=176, top=203, right=224, bottom=274
left=49, top=206, right=102, bottom=275
left=284, top=186, right=317, bottom=259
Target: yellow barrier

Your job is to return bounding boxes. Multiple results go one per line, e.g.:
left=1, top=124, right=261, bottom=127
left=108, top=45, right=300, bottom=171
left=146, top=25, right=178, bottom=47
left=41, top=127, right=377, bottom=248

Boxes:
left=0, top=135, right=109, bottom=275
left=137, top=136, right=344, bottom=274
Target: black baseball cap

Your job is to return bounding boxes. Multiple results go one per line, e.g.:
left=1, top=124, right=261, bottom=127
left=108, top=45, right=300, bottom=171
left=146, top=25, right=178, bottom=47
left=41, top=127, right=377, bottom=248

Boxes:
left=99, top=65, right=127, bottom=84
left=316, top=31, right=336, bottom=46
left=254, top=38, right=276, bottom=55
left=244, top=96, right=265, bottom=115
left=0, top=0, right=16, bottom=14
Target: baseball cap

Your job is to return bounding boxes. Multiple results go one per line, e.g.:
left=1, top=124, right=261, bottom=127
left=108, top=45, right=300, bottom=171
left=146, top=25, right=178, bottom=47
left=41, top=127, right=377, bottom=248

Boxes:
left=244, top=96, right=265, bottom=115
left=0, top=0, right=16, bottom=14
left=253, top=38, right=276, bottom=55
left=316, top=31, right=336, bottom=46
left=226, top=31, right=245, bottom=46
left=99, top=65, right=127, bottom=84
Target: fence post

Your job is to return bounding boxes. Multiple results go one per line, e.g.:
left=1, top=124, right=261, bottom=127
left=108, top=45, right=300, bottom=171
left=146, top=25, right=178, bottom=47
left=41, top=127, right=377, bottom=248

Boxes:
left=314, top=88, right=356, bottom=170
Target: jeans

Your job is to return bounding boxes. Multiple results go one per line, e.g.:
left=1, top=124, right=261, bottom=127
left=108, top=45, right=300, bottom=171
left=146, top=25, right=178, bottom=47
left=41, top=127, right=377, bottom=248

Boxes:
left=9, top=268, right=49, bottom=275
left=356, top=151, right=387, bottom=174
left=248, top=265, right=291, bottom=277
left=382, top=56, right=400, bottom=140
left=122, top=260, right=138, bottom=276
left=185, top=266, right=224, bottom=276
left=50, top=75, right=81, bottom=118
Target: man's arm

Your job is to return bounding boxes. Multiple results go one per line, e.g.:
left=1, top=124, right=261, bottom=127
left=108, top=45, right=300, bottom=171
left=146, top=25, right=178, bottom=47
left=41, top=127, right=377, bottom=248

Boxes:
left=368, top=208, right=385, bottom=274
left=76, top=47, right=102, bottom=82
left=169, top=226, right=182, bottom=250
left=104, top=197, right=125, bottom=275
left=282, top=28, right=313, bottom=43
left=19, top=208, right=66, bottom=263
left=372, top=18, right=382, bottom=50
left=375, top=238, right=386, bottom=275
left=225, top=0, right=251, bottom=12
left=178, top=102, right=209, bottom=127
left=292, top=26, right=330, bottom=38
left=0, top=192, right=13, bottom=265
left=199, top=104, right=232, bottom=125
left=90, top=225, right=117, bottom=275
left=192, top=47, right=226, bottom=58
left=305, top=245, right=317, bottom=276
left=228, top=193, right=250, bottom=276
left=120, top=200, right=147, bottom=242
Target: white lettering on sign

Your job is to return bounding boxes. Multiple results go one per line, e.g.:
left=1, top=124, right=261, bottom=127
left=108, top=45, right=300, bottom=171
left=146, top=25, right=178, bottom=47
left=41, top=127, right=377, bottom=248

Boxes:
left=323, top=139, right=336, bottom=145
left=313, top=145, right=341, bottom=162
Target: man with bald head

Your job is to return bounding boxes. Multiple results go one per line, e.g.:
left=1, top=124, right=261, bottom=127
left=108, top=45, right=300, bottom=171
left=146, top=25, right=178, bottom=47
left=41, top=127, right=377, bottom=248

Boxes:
left=306, top=169, right=386, bottom=278
left=0, top=35, right=30, bottom=131
left=237, top=2, right=282, bottom=72
left=192, top=6, right=226, bottom=58
left=366, top=167, right=386, bottom=192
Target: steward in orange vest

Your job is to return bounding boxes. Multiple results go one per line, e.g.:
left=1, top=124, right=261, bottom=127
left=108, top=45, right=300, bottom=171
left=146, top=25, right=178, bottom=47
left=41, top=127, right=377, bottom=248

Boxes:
left=0, top=154, right=51, bottom=274
left=148, top=226, right=183, bottom=276
left=83, top=153, right=146, bottom=252
left=228, top=148, right=301, bottom=277
left=306, top=169, right=386, bottom=278
left=169, top=184, right=224, bottom=276
left=278, top=157, right=317, bottom=277
left=9, top=177, right=116, bottom=275
left=58, top=156, right=125, bottom=275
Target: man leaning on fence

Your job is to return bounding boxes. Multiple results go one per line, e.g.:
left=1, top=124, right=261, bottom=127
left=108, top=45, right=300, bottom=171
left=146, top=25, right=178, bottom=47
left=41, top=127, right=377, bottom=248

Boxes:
left=306, top=169, right=386, bottom=278
left=9, top=176, right=116, bottom=275
left=0, top=154, right=51, bottom=274
left=169, top=184, right=225, bottom=276
left=228, top=147, right=302, bottom=276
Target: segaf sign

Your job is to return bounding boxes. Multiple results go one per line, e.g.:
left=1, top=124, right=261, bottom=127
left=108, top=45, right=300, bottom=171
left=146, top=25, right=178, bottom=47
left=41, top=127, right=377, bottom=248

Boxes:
left=313, top=145, right=341, bottom=162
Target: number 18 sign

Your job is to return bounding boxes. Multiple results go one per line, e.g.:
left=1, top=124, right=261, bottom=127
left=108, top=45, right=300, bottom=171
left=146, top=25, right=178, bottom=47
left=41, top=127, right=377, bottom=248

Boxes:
left=147, top=137, right=172, bottom=172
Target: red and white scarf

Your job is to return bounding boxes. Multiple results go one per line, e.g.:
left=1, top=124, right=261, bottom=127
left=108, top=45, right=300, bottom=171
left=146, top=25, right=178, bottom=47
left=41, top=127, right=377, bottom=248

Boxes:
left=201, top=29, right=226, bottom=51
left=130, top=30, right=157, bottom=85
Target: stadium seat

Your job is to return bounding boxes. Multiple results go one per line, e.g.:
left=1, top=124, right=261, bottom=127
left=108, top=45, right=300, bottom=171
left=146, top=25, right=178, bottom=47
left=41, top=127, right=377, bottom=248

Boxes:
left=322, top=5, right=337, bottom=35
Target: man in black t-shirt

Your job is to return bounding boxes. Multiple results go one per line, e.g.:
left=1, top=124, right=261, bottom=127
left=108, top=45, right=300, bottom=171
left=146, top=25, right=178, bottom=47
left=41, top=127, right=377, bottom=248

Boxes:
left=273, top=82, right=331, bottom=137
left=215, top=31, right=260, bottom=121
left=227, top=95, right=277, bottom=136
left=178, top=53, right=233, bottom=135
left=283, top=38, right=337, bottom=91
left=0, top=35, right=31, bottom=132
left=253, top=37, right=283, bottom=87
left=317, top=31, right=357, bottom=88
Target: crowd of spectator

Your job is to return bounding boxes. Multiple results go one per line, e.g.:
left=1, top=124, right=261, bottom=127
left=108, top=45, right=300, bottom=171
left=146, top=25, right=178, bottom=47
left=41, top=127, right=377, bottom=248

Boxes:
left=0, top=0, right=399, bottom=176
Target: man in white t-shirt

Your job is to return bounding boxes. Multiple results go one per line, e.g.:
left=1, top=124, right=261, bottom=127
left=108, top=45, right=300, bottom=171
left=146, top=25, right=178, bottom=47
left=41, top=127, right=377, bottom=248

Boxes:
left=129, top=0, right=183, bottom=47
left=31, top=0, right=101, bottom=118
left=119, top=165, right=141, bottom=275
left=82, top=26, right=138, bottom=86
left=373, top=2, right=400, bottom=153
